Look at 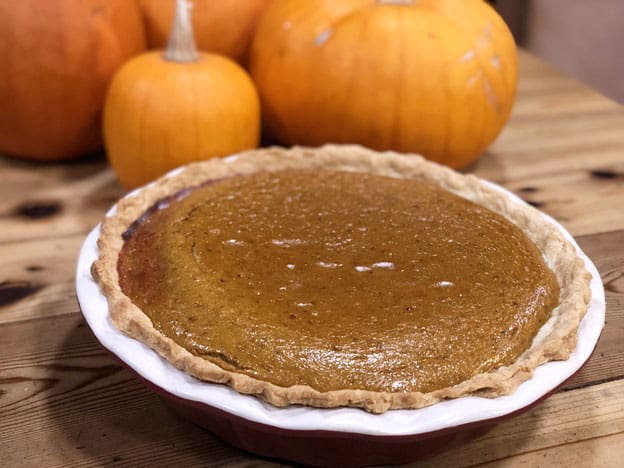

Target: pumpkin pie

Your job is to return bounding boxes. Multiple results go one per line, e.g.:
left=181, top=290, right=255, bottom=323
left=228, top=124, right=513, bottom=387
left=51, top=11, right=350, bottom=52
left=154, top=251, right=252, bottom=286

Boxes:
left=92, top=145, right=591, bottom=413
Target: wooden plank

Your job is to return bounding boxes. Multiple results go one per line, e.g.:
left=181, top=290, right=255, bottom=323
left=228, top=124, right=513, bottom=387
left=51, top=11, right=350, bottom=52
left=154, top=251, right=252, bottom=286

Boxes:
left=479, top=432, right=624, bottom=468
left=415, top=379, right=624, bottom=468
left=477, top=156, right=624, bottom=237
left=0, top=155, right=124, bottom=244
left=0, top=234, right=86, bottom=325
left=488, top=112, right=624, bottom=168
left=508, top=170, right=624, bottom=237
left=515, top=50, right=622, bottom=110
left=563, top=231, right=624, bottom=389
left=0, top=314, right=250, bottom=468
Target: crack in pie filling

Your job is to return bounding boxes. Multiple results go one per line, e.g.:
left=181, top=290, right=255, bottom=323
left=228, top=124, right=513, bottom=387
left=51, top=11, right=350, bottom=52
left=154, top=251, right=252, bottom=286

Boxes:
left=93, top=145, right=591, bottom=413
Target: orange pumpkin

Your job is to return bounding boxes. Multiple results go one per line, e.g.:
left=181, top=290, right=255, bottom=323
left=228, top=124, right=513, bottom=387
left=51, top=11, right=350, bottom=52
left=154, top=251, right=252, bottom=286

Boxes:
left=104, top=0, right=260, bottom=189
left=250, top=0, right=518, bottom=168
left=0, top=0, right=146, bottom=161
left=139, top=0, right=271, bottom=63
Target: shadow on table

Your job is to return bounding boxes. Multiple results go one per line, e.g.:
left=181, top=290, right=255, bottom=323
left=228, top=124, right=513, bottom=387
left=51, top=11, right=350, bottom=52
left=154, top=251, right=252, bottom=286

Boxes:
left=43, top=316, right=261, bottom=466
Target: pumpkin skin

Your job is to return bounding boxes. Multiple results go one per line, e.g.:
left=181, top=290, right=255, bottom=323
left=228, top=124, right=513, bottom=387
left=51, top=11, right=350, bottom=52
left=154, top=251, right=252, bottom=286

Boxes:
left=250, top=0, right=518, bottom=168
left=139, top=0, right=271, bottom=63
left=0, top=0, right=146, bottom=161
left=103, top=52, right=261, bottom=189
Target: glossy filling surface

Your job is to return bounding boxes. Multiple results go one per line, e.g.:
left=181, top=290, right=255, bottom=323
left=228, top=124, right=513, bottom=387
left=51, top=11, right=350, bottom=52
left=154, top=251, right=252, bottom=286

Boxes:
left=118, top=170, right=559, bottom=393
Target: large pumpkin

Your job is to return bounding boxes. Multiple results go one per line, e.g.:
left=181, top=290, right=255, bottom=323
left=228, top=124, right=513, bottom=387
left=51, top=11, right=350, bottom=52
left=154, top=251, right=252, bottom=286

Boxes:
left=250, top=0, right=518, bottom=168
left=139, top=0, right=271, bottom=63
left=0, top=0, right=146, bottom=161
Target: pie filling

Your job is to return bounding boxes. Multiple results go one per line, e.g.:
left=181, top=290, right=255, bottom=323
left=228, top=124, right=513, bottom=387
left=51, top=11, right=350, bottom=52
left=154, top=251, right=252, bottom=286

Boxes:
left=118, top=169, right=560, bottom=394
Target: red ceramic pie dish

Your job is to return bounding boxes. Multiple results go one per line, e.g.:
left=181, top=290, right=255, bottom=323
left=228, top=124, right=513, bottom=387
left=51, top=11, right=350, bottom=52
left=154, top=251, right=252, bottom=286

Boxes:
left=76, top=179, right=605, bottom=467
left=104, top=356, right=581, bottom=467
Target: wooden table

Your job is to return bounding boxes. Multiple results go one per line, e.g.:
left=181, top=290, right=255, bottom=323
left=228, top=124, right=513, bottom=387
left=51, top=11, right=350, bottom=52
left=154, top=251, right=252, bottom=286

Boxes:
left=1, top=50, right=623, bottom=467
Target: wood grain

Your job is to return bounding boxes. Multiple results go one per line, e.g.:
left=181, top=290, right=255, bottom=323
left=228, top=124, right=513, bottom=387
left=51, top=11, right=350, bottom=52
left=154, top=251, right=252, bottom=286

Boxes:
left=0, top=155, right=123, bottom=245
left=415, top=379, right=624, bottom=468
left=0, top=315, right=250, bottom=468
left=563, top=231, right=624, bottom=390
left=0, top=234, right=86, bottom=324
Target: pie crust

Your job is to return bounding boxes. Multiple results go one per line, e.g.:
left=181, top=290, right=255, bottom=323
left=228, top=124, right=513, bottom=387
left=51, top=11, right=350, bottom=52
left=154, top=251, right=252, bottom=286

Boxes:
left=92, top=145, right=591, bottom=413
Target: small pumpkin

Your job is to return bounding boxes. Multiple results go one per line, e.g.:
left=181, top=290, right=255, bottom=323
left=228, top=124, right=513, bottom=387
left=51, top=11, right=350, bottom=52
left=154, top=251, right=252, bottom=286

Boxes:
left=250, top=0, right=518, bottom=169
left=104, top=0, right=261, bottom=189
left=139, top=0, right=271, bottom=63
left=0, top=0, right=146, bottom=161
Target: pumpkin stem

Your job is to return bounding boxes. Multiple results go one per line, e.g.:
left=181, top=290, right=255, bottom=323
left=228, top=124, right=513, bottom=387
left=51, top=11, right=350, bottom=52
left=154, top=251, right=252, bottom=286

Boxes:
left=164, top=0, right=199, bottom=62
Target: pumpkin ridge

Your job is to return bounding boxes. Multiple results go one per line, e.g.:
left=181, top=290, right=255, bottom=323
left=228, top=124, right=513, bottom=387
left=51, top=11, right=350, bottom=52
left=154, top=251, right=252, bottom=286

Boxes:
left=321, top=4, right=378, bottom=36
left=161, top=60, right=178, bottom=174
left=389, top=7, right=405, bottom=150
left=436, top=15, right=500, bottom=165
left=440, top=5, right=517, bottom=160
left=335, top=9, right=375, bottom=143
left=140, top=58, right=163, bottom=185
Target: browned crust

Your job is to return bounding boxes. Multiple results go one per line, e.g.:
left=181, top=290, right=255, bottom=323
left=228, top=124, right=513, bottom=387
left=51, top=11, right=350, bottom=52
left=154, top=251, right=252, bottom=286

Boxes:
left=92, top=145, right=591, bottom=413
